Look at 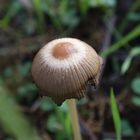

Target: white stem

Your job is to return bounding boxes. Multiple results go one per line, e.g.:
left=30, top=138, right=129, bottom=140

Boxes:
left=67, top=99, right=82, bottom=140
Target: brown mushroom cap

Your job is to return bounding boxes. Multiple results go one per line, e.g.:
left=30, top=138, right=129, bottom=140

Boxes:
left=32, top=38, right=102, bottom=105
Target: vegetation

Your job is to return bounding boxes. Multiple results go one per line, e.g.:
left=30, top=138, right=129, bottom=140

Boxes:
left=0, top=0, right=140, bottom=140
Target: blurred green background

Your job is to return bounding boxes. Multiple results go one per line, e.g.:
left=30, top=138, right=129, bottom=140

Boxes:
left=0, top=0, right=140, bottom=140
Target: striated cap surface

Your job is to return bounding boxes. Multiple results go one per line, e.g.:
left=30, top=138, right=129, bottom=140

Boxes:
left=32, top=38, right=102, bottom=105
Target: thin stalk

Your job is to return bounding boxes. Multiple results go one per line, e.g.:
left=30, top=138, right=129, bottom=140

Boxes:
left=101, top=24, right=140, bottom=58
left=67, top=99, right=82, bottom=140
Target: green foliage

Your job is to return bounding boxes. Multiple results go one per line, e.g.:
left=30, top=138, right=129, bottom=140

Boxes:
left=101, top=24, right=140, bottom=58
left=90, top=0, right=116, bottom=7
left=131, top=77, right=140, bottom=94
left=0, top=1, right=21, bottom=28
left=121, top=47, right=140, bottom=74
left=38, top=97, right=72, bottom=140
left=40, top=97, right=55, bottom=111
left=77, top=97, right=88, bottom=106
left=78, top=0, right=91, bottom=14
left=0, top=0, right=116, bottom=34
left=128, top=13, right=140, bottom=22
left=46, top=102, right=72, bottom=140
left=131, top=96, right=140, bottom=106
left=131, top=77, right=140, bottom=106
left=118, top=1, right=140, bottom=32
left=56, top=103, right=72, bottom=140
left=17, top=82, right=37, bottom=103
left=0, top=86, right=41, bottom=140
left=32, top=0, right=45, bottom=32
left=47, top=114, right=61, bottom=132
left=121, top=119, right=134, bottom=136
left=0, top=1, right=139, bottom=139
left=3, top=67, right=13, bottom=78
left=17, top=62, right=31, bottom=77
left=110, top=88, right=121, bottom=140
left=33, top=0, right=116, bottom=32
left=44, top=0, right=79, bottom=32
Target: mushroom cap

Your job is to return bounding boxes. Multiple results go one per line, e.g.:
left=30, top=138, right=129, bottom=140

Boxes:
left=32, top=38, right=102, bottom=105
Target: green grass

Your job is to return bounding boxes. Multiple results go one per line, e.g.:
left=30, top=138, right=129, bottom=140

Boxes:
left=32, top=0, right=45, bottom=33
left=41, top=98, right=72, bottom=140
left=101, top=24, right=140, bottom=58
left=0, top=86, right=41, bottom=140
left=110, top=88, right=121, bottom=140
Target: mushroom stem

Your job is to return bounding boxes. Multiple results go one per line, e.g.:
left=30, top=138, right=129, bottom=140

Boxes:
left=67, top=99, right=82, bottom=140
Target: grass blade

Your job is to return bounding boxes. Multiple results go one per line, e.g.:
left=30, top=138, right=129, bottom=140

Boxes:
left=101, top=24, right=140, bottom=58
left=0, top=86, right=41, bottom=140
left=110, top=88, right=121, bottom=140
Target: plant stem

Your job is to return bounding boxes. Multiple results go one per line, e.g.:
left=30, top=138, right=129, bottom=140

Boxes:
left=101, top=24, right=140, bottom=58
left=67, top=99, right=82, bottom=140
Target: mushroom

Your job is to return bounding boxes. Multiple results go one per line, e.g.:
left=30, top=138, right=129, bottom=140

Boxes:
left=31, top=38, right=103, bottom=140
left=32, top=38, right=103, bottom=105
